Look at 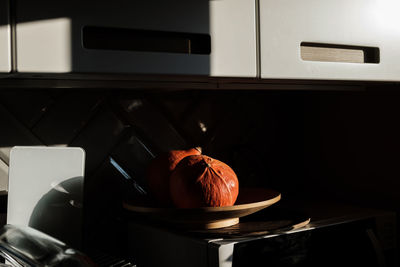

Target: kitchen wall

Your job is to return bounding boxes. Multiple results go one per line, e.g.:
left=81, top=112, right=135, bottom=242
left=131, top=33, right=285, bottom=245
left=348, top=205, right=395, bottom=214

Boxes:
left=302, top=87, right=400, bottom=210
left=0, top=89, right=308, bottom=196
left=0, top=85, right=399, bottom=254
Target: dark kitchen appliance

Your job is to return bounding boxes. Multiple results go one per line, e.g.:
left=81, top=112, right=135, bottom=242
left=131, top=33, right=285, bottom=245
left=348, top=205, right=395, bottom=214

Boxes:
left=124, top=200, right=397, bottom=267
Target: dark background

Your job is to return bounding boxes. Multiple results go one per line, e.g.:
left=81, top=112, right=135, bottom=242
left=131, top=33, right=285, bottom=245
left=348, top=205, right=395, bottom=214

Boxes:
left=1, top=85, right=400, bottom=257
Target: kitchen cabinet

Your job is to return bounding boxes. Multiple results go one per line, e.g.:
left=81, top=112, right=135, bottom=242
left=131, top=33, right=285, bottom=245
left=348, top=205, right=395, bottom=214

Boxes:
left=0, top=0, right=11, bottom=73
left=15, top=0, right=256, bottom=77
left=259, top=0, right=400, bottom=81
left=11, top=0, right=400, bottom=82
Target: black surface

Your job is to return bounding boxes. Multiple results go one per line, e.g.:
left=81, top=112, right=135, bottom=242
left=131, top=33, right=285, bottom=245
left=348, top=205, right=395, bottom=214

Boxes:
left=0, top=194, right=7, bottom=213
left=232, top=218, right=381, bottom=267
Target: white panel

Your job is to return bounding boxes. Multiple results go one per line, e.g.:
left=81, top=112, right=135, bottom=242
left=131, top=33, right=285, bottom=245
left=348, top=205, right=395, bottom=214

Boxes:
left=260, top=0, right=400, bottom=81
left=17, top=18, right=72, bottom=73
left=0, top=0, right=11, bottom=73
left=209, top=0, right=256, bottom=77
left=7, top=146, right=85, bottom=247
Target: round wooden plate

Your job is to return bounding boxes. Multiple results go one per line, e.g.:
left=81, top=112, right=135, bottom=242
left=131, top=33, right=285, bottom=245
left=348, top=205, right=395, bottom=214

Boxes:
left=122, top=187, right=281, bottom=229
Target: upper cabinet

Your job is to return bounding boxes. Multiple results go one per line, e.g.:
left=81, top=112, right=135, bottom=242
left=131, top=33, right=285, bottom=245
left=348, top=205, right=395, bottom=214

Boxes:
left=12, top=0, right=400, bottom=81
left=0, top=0, right=11, bottom=73
left=15, top=0, right=256, bottom=77
left=259, top=0, right=400, bottom=81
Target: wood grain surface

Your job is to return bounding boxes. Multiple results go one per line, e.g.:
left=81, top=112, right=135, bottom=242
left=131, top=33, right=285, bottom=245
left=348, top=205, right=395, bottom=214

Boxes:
left=123, top=187, right=281, bottom=229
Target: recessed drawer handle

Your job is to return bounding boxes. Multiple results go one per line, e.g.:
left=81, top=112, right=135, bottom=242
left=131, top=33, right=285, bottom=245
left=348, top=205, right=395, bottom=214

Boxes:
left=82, top=26, right=211, bottom=55
left=300, top=42, right=380, bottom=64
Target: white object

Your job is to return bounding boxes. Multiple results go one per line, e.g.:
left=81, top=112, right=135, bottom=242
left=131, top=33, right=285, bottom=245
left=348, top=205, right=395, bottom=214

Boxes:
left=259, top=0, right=400, bottom=81
left=0, top=0, right=11, bottom=73
left=7, top=146, right=85, bottom=248
left=16, top=0, right=256, bottom=77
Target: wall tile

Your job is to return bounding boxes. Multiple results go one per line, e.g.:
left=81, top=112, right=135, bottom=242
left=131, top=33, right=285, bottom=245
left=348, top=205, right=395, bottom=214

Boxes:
left=153, top=92, right=197, bottom=126
left=178, top=93, right=238, bottom=147
left=119, top=98, right=186, bottom=153
left=71, top=105, right=126, bottom=174
left=0, top=91, right=54, bottom=129
left=110, top=130, right=155, bottom=189
left=0, top=105, right=43, bottom=164
left=32, top=93, right=103, bottom=145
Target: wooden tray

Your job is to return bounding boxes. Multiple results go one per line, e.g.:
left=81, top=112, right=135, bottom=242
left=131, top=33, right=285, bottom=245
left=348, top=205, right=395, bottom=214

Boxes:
left=122, top=187, right=281, bottom=229
left=187, top=206, right=311, bottom=237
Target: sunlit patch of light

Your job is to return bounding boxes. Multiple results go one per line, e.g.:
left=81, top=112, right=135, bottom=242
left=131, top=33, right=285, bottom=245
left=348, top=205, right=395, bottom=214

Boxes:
left=127, top=99, right=143, bottom=111
left=51, top=181, right=69, bottom=194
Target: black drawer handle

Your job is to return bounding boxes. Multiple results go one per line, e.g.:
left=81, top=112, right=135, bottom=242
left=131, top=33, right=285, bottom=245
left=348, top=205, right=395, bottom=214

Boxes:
left=82, top=26, right=211, bottom=55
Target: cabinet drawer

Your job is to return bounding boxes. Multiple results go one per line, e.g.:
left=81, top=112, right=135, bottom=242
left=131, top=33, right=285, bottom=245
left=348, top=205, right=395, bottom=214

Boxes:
left=16, top=0, right=210, bottom=75
left=16, top=0, right=256, bottom=77
left=0, top=0, right=11, bottom=73
left=259, top=0, right=400, bottom=81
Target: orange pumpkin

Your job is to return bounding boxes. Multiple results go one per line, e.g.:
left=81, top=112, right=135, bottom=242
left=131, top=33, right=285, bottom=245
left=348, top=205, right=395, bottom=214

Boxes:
left=169, top=155, right=239, bottom=208
left=146, top=147, right=202, bottom=205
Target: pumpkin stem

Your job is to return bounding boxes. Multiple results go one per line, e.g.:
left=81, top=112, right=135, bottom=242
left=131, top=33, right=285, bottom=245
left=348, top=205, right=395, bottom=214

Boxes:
left=201, top=155, right=212, bottom=168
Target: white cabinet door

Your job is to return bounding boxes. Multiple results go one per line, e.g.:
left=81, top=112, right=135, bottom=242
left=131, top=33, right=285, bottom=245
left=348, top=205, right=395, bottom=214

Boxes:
left=209, top=0, right=257, bottom=77
left=260, top=0, right=400, bottom=81
left=0, top=0, right=11, bottom=73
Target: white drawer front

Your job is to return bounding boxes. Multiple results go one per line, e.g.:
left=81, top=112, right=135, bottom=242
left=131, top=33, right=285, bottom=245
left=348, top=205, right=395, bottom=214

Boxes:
left=16, top=0, right=211, bottom=75
left=0, top=0, right=11, bottom=73
left=260, top=0, right=400, bottom=81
